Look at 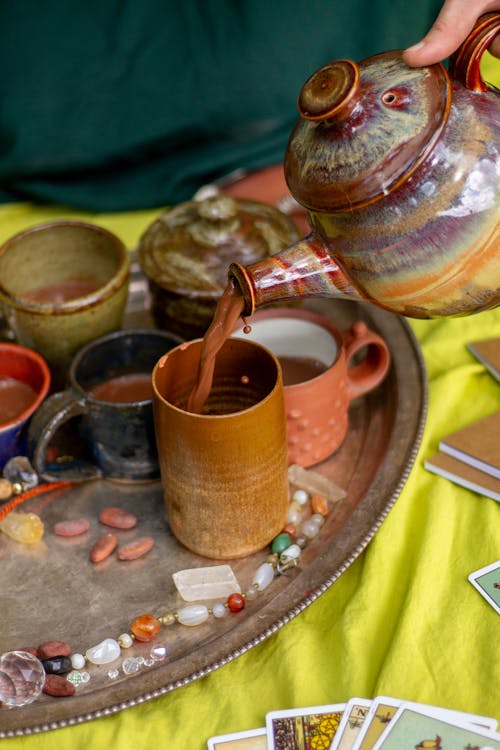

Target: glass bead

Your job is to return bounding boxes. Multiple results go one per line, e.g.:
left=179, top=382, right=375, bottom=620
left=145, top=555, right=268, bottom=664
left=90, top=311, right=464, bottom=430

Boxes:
left=271, top=533, right=292, bottom=555
left=311, top=513, right=325, bottom=527
left=282, top=523, right=297, bottom=539
left=212, top=602, right=227, bottom=618
left=107, top=669, right=120, bottom=680
left=280, top=543, right=301, bottom=563
left=3, top=456, right=39, bottom=490
left=122, top=657, right=141, bottom=675
left=86, top=638, right=121, bottom=665
left=295, top=535, right=307, bottom=549
left=0, top=511, right=44, bottom=544
left=0, top=650, right=45, bottom=707
left=150, top=645, right=168, bottom=661
left=292, top=489, right=309, bottom=505
left=252, top=562, right=275, bottom=591
left=71, top=653, right=86, bottom=670
left=177, top=604, right=209, bottom=626
left=286, top=500, right=303, bottom=525
left=66, top=670, right=87, bottom=686
left=227, top=593, right=245, bottom=613
left=118, top=633, right=133, bottom=649
left=245, top=586, right=258, bottom=601
left=81, top=671, right=90, bottom=683
left=130, top=614, right=161, bottom=642
left=301, top=518, right=321, bottom=539
left=143, top=658, right=155, bottom=667
left=41, top=655, right=72, bottom=674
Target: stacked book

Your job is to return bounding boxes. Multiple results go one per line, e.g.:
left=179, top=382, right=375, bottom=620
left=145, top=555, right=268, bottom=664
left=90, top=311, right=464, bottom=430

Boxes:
left=424, top=337, right=500, bottom=502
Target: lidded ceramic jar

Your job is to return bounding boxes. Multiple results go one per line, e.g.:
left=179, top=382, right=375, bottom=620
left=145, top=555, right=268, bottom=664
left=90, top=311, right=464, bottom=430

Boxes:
left=137, top=194, right=300, bottom=339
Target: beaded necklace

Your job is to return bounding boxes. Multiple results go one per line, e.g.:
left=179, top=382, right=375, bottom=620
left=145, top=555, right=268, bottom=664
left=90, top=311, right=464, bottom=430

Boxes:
left=0, top=459, right=345, bottom=708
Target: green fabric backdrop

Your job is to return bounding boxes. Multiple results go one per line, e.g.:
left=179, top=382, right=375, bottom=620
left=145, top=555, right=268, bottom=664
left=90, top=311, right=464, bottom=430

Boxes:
left=0, top=0, right=443, bottom=211
left=0, top=202, right=499, bottom=747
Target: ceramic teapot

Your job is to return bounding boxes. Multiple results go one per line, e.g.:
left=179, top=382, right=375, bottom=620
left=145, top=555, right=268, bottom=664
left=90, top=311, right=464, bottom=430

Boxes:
left=229, top=13, right=499, bottom=319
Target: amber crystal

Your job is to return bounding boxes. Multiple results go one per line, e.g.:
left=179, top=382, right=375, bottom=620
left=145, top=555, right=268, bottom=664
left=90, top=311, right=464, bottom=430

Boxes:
left=130, top=614, right=161, bottom=642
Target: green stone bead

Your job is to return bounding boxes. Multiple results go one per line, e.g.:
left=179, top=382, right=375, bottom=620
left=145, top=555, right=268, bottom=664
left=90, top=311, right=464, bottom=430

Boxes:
left=271, top=533, right=292, bottom=555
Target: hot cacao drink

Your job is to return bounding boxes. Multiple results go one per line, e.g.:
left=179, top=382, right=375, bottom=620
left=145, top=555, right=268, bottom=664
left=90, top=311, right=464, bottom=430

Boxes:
left=187, top=280, right=245, bottom=413
left=277, top=355, right=327, bottom=386
left=23, top=279, right=102, bottom=304
left=0, top=377, right=38, bottom=424
left=89, top=373, right=153, bottom=403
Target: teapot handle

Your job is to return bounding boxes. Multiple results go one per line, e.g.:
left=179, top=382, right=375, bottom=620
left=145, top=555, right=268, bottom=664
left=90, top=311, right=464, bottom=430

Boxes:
left=448, top=12, right=500, bottom=92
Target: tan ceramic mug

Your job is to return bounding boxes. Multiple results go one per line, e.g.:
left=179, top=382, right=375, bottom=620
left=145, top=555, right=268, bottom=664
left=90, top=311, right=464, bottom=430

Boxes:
left=0, top=221, right=130, bottom=385
left=152, top=337, right=289, bottom=559
left=233, top=308, right=391, bottom=467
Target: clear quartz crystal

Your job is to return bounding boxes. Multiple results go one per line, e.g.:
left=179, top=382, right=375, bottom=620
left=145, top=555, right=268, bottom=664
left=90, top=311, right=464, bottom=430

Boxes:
left=86, top=638, right=121, bottom=665
left=173, top=565, right=241, bottom=602
left=122, top=657, right=141, bottom=675
left=288, top=464, right=346, bottom=502
left=3, top=457, right=39, bottom=490
left=0, top=650, right=45, bottom=706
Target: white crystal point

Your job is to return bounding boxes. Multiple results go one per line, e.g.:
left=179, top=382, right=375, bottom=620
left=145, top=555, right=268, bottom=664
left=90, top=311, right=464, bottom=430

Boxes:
left=288, top=464, right=346, bottom=502
left=86, top=638, right=121, bottom=665
left=173, top=564, right=241, bottom=602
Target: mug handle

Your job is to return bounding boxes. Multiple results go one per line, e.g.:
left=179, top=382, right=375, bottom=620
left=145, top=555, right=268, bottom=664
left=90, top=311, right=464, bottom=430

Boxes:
left=342, top=321, right=391, bottom=401
left=448, top=12, right=500, bottom=92
left=27, top=390, right=102, bottom=482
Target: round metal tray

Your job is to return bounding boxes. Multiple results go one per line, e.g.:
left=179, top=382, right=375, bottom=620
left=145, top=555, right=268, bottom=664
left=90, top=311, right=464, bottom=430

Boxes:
left=0, top=296, right=427, bottom=737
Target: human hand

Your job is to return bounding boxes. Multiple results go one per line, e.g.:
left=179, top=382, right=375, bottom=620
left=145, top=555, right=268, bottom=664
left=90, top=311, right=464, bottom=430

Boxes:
left=403, top=0, right=500, bottom=66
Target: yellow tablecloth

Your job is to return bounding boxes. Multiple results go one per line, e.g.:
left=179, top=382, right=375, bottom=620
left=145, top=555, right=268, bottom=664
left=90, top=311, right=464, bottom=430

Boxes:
left=0, top=204, right=499, bottom=747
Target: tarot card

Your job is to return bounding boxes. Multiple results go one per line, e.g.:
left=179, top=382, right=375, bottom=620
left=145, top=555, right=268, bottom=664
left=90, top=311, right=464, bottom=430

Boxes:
left=371, top=705, right=500, bottom=749
left=350, top=697, right=401, bottom=750
left=207, top=726, right=267, bottom=750
left=266, top=702, right=346, bottom=750
left=329, top=698, right=372, bottom=750
left=351, top=696, right=498, bottom=750
left=468, top=560, right=500, bottom=615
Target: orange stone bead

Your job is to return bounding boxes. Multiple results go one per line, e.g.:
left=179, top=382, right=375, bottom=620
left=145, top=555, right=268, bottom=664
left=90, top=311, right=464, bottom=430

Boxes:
left=311, top=493, right=328, bottom=517
left=130, top=614, right=161, bottom=642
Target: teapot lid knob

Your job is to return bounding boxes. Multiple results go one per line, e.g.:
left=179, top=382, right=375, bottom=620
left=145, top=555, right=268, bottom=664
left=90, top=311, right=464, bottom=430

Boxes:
left=298, top=60, right=359, bottom=121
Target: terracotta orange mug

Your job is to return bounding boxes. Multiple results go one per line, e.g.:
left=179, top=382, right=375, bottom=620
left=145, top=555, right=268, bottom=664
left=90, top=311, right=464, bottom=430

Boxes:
left=233, top=308, right=391, bottom=467
left=152, top=337, right=289, bottom=559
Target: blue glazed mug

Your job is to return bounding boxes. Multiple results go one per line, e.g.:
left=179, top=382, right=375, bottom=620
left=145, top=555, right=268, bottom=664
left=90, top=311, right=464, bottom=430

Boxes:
left=0, top=343, right=51, bottom=469
left=27, top=328, right=182, bottom=482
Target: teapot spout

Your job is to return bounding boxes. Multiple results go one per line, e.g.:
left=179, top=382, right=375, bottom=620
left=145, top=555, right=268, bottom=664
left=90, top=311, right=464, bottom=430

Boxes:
left=228, top=233, right=362, bottom=315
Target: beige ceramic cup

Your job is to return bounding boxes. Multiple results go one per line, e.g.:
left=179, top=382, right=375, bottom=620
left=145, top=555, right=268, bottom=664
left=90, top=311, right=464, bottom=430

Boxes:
left=233, top=308, right=391, bottom=467
left=0, top=221, right=130, bottom=384
left=152, top=337, right=289, bottom=559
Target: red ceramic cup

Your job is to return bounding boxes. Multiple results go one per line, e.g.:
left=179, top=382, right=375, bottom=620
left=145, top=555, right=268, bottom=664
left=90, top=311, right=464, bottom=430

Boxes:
left=233, top=308, right=391, bottom=467
left=0, top=343, right=51, bottom=469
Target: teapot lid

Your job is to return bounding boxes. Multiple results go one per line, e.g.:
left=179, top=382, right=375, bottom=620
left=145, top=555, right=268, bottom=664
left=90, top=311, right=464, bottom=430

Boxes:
left=137, top=194, right=300, bottom=297
left=285, top=51, right=451, bottom=212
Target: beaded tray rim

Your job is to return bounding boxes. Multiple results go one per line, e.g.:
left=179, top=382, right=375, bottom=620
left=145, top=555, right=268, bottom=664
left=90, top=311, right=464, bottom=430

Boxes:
left=1, top=295, right=428, bottom=737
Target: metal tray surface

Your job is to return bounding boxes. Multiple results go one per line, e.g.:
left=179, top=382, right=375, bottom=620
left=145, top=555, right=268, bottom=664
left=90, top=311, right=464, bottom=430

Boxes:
left=0, top=296, right=427, bottom=737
